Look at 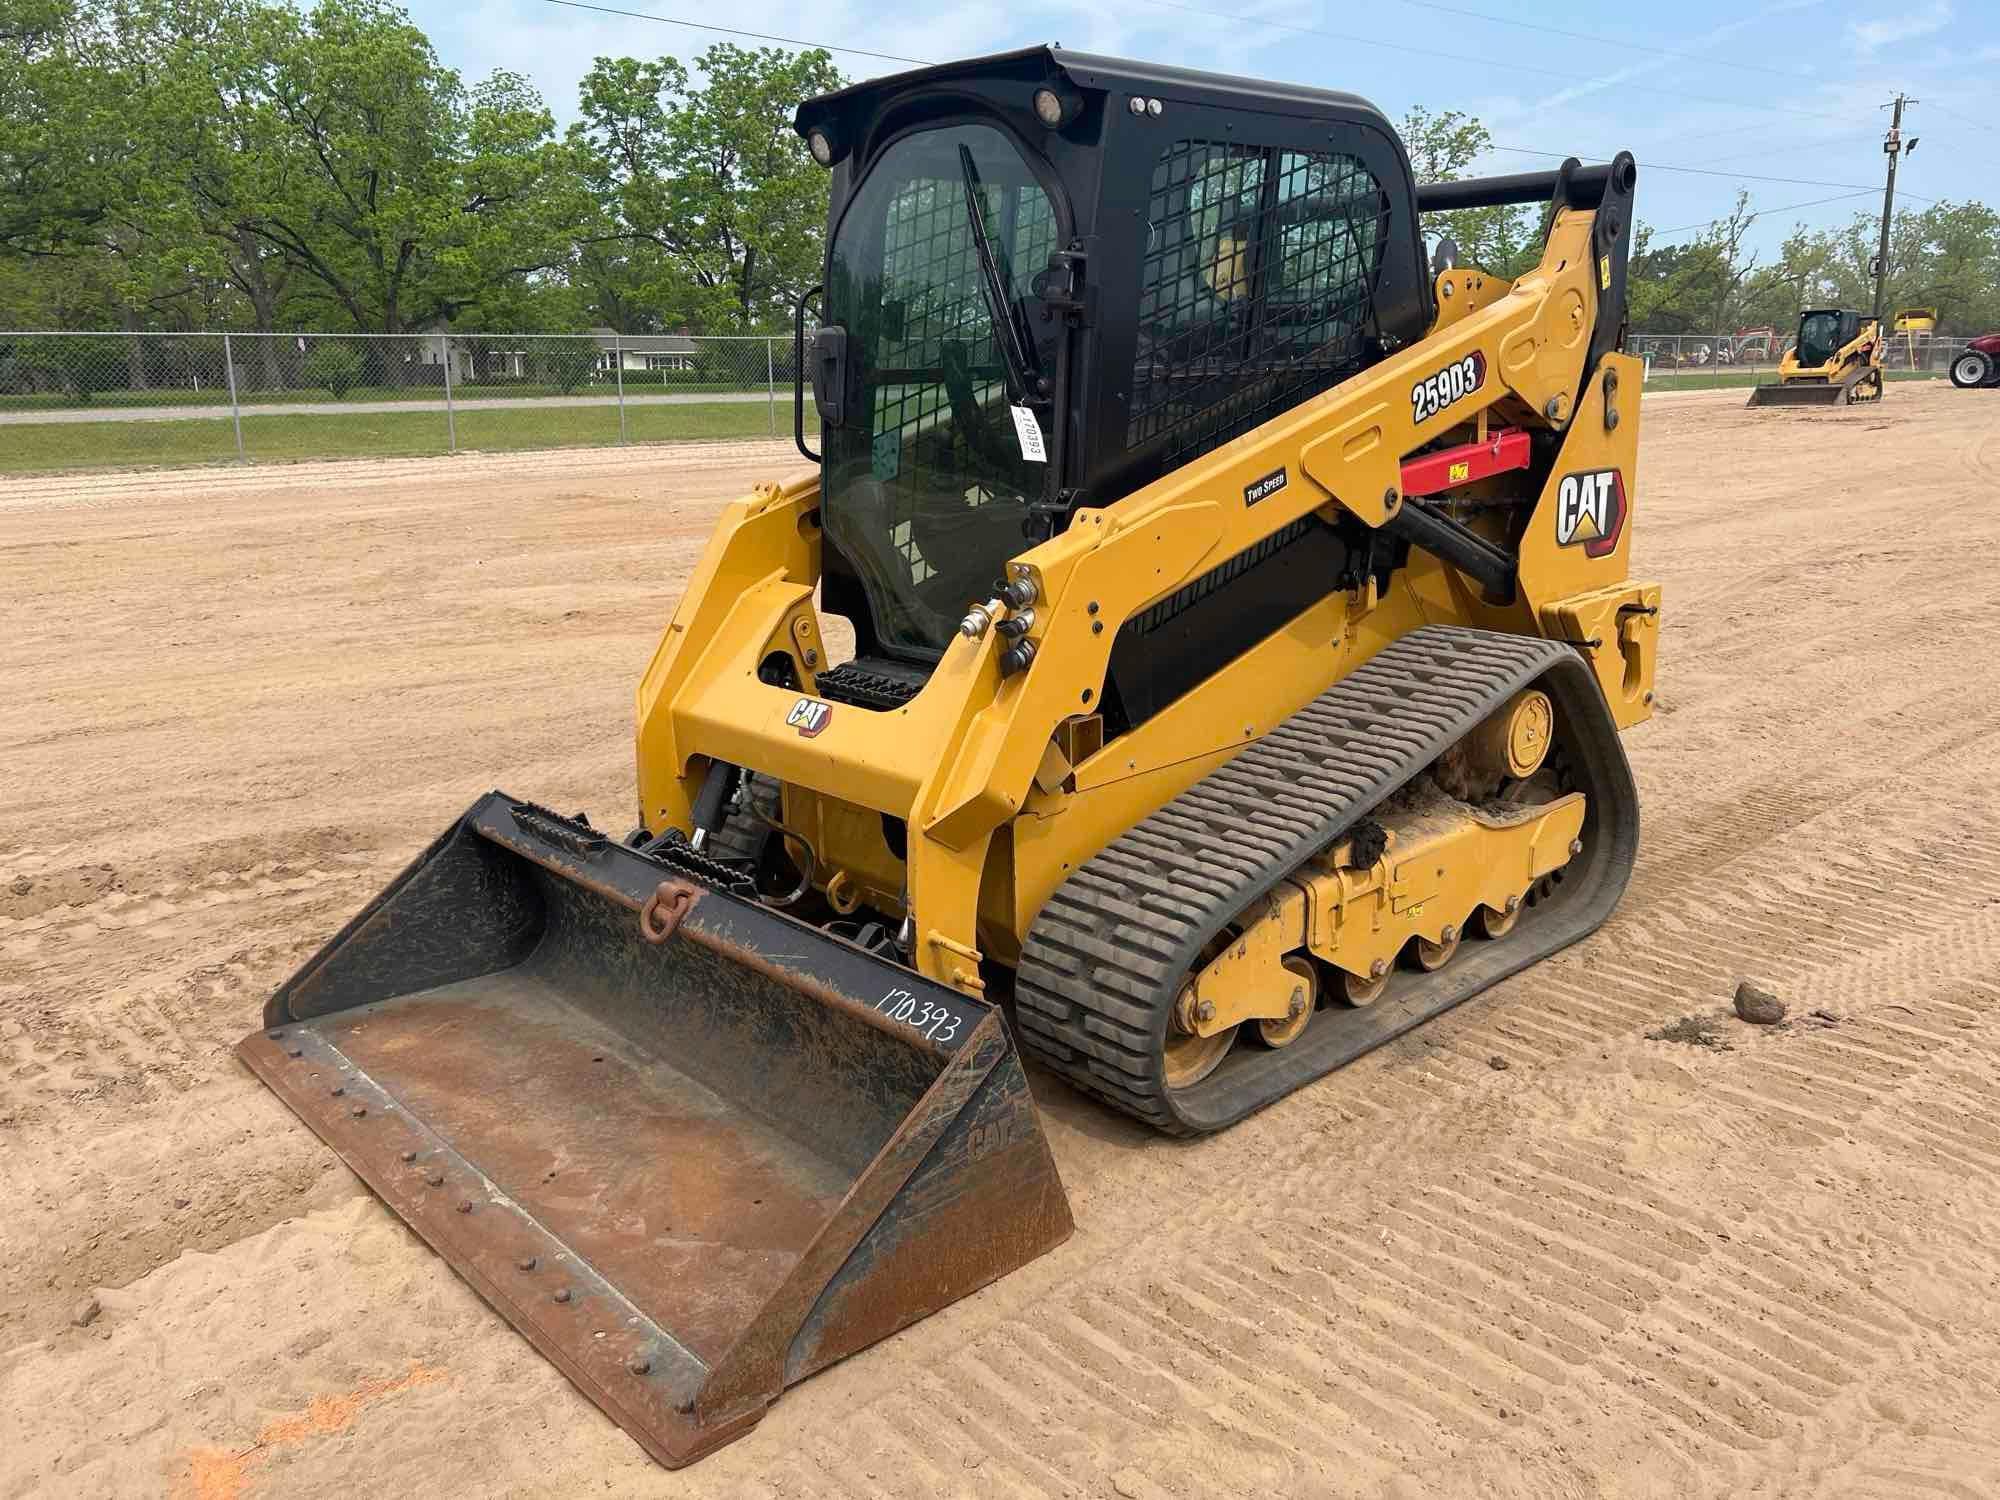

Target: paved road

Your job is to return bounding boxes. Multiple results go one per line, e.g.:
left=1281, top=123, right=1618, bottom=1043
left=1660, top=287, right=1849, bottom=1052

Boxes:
left=0, top=389, right=777, bottom=425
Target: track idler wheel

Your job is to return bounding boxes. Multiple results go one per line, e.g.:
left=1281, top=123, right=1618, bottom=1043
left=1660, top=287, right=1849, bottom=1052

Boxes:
left=1165, top=984, right=1235, bottom=1089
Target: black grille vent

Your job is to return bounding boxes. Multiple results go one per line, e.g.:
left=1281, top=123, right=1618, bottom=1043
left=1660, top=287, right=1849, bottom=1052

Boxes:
left=1127, top=516, right=1316, bottom=637
left=813, top=659, right=928, bottom=711
left=1106, top=516, right=1348, bottom=730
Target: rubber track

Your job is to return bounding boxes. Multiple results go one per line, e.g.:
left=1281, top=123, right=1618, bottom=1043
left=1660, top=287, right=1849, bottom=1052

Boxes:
left=1014, top=625, right=1636, bottom=1135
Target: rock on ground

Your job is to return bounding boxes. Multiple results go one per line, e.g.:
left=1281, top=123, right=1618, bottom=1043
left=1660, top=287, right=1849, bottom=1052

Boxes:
left=1735, top=980, right=1788, bottom=1026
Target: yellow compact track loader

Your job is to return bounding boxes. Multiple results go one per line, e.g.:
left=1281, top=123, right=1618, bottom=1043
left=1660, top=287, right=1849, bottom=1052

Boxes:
left=241, top=48, right=1659, bottom=1468
left=1746, top=306, right=1884, bottom=406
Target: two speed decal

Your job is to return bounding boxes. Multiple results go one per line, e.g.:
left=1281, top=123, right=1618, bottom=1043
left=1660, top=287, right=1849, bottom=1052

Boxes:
left=1410, top=352, right=1486, bottom=425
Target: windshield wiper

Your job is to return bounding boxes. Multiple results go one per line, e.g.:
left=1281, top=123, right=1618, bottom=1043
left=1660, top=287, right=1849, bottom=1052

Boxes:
left=957, top=144, right=1045, bottom=408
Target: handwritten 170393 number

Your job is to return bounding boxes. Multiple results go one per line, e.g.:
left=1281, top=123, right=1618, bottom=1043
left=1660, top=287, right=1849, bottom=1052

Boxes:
left=872, top=987, right=961, bottom=1044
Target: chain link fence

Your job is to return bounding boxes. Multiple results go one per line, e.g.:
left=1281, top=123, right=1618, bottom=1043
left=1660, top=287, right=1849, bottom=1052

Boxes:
left=0, top=324, right=1979, bottom=472
left=0, top=330, right=807, bottom=470
left=1631, top=329, right=1972, bottom=384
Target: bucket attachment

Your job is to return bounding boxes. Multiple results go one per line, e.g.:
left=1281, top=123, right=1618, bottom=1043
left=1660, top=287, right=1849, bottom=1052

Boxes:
left=1745, top=379, right=1848, bottom=407
left=238, top=793, right=1072, bottom=1467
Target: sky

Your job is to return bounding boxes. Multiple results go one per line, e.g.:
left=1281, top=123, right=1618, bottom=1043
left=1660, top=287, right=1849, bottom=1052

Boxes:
left=408, top=0, right=1999, bottom=263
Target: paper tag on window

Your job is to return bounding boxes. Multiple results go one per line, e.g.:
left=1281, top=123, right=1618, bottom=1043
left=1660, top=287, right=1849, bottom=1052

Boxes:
left=1010, top=404, right=1047, bottom=463
left=871, top=428, right=900, bottom=481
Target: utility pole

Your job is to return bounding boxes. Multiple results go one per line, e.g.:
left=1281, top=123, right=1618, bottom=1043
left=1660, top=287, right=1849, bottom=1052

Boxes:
left=1872, top=93, right=1918, bottom=323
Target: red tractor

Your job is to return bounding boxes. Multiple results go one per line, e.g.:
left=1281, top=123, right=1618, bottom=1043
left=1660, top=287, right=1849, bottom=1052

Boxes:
left=1950, top=332, right=2000, bottom=388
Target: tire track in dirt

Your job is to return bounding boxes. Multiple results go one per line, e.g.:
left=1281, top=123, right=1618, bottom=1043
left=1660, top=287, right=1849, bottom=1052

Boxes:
left=813, top=683, right=2000, bottom=1491
left=11, top=388, right=2000, bottom=1498
left=823, top=940, right=2000, bottom=1498
left=1017, top=697, right=2000, bottom=1275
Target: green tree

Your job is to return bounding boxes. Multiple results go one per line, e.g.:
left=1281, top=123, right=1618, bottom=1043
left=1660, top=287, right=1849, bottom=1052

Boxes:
left=107, top=0, right=296, bottom=379
left=0, top=247, right=124, bottom=329
left=302, top=341, right=363, bottom=396
left=1742, top=199, right=2000, bottom=336
left=1737, top=223, right=1837, bottom=332
left=245, top=3, right=588, bottom=336
left=1399, top=107, right=1536, bottom=279
left=1628, top=195, right=1762, bottom=335
left=0, top=0, right=121, bottom=258
left=572, top=44, right=844, bottom=331
left=3, top=0, right=594, bottom=358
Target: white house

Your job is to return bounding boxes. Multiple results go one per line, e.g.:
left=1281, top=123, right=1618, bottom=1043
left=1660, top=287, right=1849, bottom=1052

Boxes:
left=591, top=328, right=699, bottom=373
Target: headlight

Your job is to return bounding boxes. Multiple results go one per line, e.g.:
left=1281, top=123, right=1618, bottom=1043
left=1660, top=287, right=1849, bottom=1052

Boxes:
left=807, top=128, right=834, bottom=167
left=1033, top=88, right=1065, bottom=127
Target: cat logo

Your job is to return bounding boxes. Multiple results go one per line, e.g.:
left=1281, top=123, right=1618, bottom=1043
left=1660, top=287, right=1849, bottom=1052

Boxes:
left=1555, top=469, right=1627, bottom=558
left=968, top=1117, right=1016, bottom=1162
left=786, top=697, right=833, bottom=738
left=1448, top=460, right=1471, bottom=483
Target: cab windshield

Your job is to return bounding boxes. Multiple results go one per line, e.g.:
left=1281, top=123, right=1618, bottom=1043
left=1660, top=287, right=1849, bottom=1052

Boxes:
left=1797, top=310, right=1848, bottom=367
left=823, top=123, right=1062, bottom=656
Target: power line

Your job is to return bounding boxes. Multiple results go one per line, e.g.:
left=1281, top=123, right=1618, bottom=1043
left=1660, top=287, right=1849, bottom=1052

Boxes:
left=1638, top=118, right=1807, bottom=153
left=542, top=2, right=1943, bottom=220
left=1130, top=0, right=1834, bottom=123
left=557, top=0, right=1835, bottom=128
left=1487, top=143, right=1937, bottom=202
left=537, top=0, right=931, bottom=66
left=1684, top=130, right=1878, bottom=168
left=1378, top=0, right=1804, bottom=81
left=1646, top=189, right=1880, bottom=242
left=542, top=0, right=1902, bottom=149
left=1923, top=100, right=1998, bottom=137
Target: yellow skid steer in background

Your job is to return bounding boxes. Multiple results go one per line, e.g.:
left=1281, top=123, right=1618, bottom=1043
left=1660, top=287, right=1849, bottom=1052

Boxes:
left=1746, top=307, right=1885, bottom=406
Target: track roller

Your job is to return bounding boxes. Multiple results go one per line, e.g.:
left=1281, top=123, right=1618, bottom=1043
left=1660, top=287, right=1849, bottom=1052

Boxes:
left=1256, top=957, right=1318, bottom=1047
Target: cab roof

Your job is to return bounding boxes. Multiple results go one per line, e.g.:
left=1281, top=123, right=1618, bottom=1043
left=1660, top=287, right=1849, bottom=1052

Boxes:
left=794, top=45, right=1395, bottom=138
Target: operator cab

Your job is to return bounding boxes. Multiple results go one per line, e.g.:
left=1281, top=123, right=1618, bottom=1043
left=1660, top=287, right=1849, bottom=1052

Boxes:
left=794, top=47, right=1432, bottom=712
left=1796, top=308, right=1863, bottom=369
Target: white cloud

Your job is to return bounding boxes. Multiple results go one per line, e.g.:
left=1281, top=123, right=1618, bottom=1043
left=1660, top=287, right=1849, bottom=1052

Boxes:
left=1847, top=0, right=1953, bottom=56
left=1515, top=0, right=1825, bottom=120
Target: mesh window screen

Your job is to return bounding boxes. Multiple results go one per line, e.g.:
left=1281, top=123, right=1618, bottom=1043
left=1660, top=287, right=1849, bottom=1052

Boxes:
left=867, top=169, right=1054, bottom=590
left=872, top=171, right=1056, bottom=480
left=822, top=123, right=1060, bottom=654
left=1129, top=141, right=1390, bottom=466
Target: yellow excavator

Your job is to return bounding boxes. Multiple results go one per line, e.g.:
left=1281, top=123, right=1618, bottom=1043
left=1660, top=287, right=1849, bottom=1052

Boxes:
left=240, top=48, right=1658, bottom=1468
left=1746, top=306, right=1885, bottom=406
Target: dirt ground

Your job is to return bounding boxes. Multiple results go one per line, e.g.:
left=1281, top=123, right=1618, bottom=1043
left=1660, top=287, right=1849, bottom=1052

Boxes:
left=5, top=386, right=2000, bottom=1499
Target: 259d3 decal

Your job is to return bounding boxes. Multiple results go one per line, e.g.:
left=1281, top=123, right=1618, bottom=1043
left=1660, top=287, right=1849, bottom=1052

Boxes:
left=1409, top=352, right=1486, bottom=424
